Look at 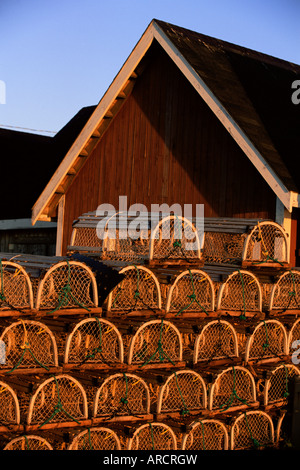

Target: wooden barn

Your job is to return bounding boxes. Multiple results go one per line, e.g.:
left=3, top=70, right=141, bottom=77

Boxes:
left=31, top=19, right=300, bottom=264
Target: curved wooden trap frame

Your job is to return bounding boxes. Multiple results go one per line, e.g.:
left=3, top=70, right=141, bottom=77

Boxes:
left=3, top=435, right=53, bottom=450
left=127, top=422, right=177, bottom=450
left=244, top=320, right=288, bottom=364
left=106, top=265, right=161, bottom=311
left=156, top=369, right=207, bottom=416
left=27, top=374, right=88, bottom=428
left=68, top=426, right=121, bottom=450
left=0, top=319, right=58, bottom=372
left=208, top=365, right=257, bottom=412
left=93, top=372, right=151, bottom=419
left=193, top=319, right=239, bottom=364
left=181, top=419, right=229, bottom=450
left=0, top=260, right=34, bottom=310
left=64, top=317, right=124, bottom=367
left=149, top=215, right=203, bottom=262
left=0, top=379, right=20, bottom=426
left=127, top=319, right=183, bottom=367
left=230, top=410, right=275, bottom=450
left=262, top=364, right=300, bottom=406
left=35, top=260, right=98, bottom=311
left=216, top=269, right=262, bottom=315
left=165, top=269, right=215, bottom=316
left=269, top=270, right=300, bottom=313
left=242, top=221, right=289, bottom=266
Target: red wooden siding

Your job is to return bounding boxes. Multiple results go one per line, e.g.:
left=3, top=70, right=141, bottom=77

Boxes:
left=62, top=46, right=276, bottom=254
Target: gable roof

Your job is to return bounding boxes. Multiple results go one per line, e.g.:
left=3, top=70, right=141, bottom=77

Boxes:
left=0, top=105, right=95, bottom=220
left=32, top=19, right=300, bottom=223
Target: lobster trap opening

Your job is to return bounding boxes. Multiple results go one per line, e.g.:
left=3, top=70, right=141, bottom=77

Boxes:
left=208, top=366, right=257, bottom=412
left=262, top=364, right=300, bottom=407
left=148, top=215, right=203, bottom=265
left=156, top=369, right=207, bottom=417
left=35, top=260, right=98, bottom=312
left=230, top=410, right=275, bottom=450
left=269, top=270, right=300, bottom=313
left=27, top=374, right=88, bottom=429
left=127, top=319, right=183, bottom=368
left=216, top=270, right=262, bottom=316
left=68, top=426, right=121, bottom=450
left=106, top=265, right=161, bottom=312
left=244, top=320, right=288, bottom=364
left=165, top=269, right=215, bottom=317
left=127, top=422, right=177, bottom=450
left=0, top=259, right=34, bottom=310
left=181, top=419, right=229, bottom=450
left=0, top=319, right=58, bottom=373
left=242, top=221, right=289, bottom=268
left=64, top=317, right=124, bottom=368
left=193, top=320, right=239, bottom=364
left=93, top=372, right=150, bottom=421
left=0, top=379, right=20, bottom=427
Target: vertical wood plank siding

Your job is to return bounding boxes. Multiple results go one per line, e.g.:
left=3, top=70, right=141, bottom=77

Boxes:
left=62, top=47, right=276, bottom=253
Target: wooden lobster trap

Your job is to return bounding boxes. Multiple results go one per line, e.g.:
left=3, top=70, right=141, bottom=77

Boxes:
left=230, top=410, right=275, bottom=450
left=3, top=435, right=53, bottom=450
left=244, top=320, right=288, bottom=364
left=26, top=374, right=88, bottom=430
left=64, top=317, right=123, bottom=369
left=156, top=369, right=207, bottom=418
left=35, top=259, right=98, bottom=313
left=148, top=215, right=203, bottom=266
left=127, top=319, right=183, bottom=369
left=181, top=419, right=229, bottom=450
left=193, top=319, right=239, bottom=365
left=0, top=379, right=20, bottom=429
left=216, top=270, right=262, bottom=318
left=68, top=426, right=121, bottom=450
left=106, top=265, right=161, bottom=313
left=92, top=372, right=151, bottom=423
left=269, top=269, right=300, bottom=315
left=208, top=366, right=258, bottom=412
left=0, top=319, right=58, bottom=374
left=242, top=221, right=289, bottom=268
left=165, top=269, right=215, bottom=317
left=0, top=258, right=34, bottom=311
left=259, top=364, right=300, bottom=408
left=127, top=422, right=177, bottom=450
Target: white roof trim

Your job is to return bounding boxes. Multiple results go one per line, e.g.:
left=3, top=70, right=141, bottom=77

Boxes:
left=32, top=20, right=296, bottom=224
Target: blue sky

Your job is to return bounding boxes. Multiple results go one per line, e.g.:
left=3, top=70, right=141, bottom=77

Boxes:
left=1, top=0, right=299, bottom=135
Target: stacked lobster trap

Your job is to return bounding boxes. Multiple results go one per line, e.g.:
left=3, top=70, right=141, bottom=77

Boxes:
left=0, top=215, right=299, bottom=451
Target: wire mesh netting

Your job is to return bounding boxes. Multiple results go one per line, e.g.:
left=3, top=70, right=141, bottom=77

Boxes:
left=165, top=269, right=214, bottom=315
left=0, top=260, right=33, bottom=310
left=270, top=270, right=300, bottom=311
left=27, top=375, right=88, bottom=427
left=3, top=435, right=53, bottom=450
left=245, top=320, right=288, bottom=363
left=209, top=366, right=256, bottom=411
left=203, top=231, right=246, bottom=264
left=0, top=320, right=58, bottom=372
left=288, top=318, right=300, bottom=356
left=230, top=411, right=274, bottom=450
left=36, top=261, right=98, bottom=311
left=107, top=265, right=161, bottom=311
left=64, top=318, right=123, bottom=366
left=0, top=380, right=20, bottom=425
left=127, top=422, right=177, bottom=450
left=157, top=370, right=207, bottom=416
left=68, top=427, right=121, bottom=450
left=182, top=419, right=229, bottom=450
left=149, top=216, right=202, bottom=261
left=243, top=222, right=288, bottom=264
left=93, top=373, right=150, bottom=418
left=217, top=270, right=261, bottom=313
left=263, top=364, right=300, bottom=406
left=193, top=320, right=239, bottom=363
left=128, top=320, right=182, bottom=367
left=72, top=227, right=102, bottom=250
